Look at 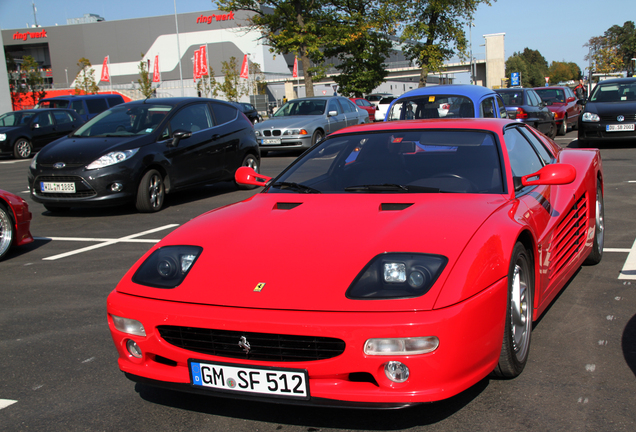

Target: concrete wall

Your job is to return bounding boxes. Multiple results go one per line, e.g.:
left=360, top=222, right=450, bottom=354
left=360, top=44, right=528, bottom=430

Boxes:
left=484, top=33, right=505, bottom=89
left=0, top=29, right=12, bottom=113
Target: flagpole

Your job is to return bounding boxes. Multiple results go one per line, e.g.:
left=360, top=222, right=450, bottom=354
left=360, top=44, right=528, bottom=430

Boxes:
left=109, top=56, right=112, bottom=94
left=174, top=0, right=184, bottom=96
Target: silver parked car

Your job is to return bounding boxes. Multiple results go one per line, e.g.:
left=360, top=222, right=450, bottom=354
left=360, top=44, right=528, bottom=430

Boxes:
left=254, top=96, right=369, bottom=155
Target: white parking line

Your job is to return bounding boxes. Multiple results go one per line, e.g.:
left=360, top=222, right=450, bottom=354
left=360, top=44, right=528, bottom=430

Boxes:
left=617, top=238, right=636, bottom=280
left=40, top=224, right=179, bottom=261
left=0, top=399, right=17, bottom=410
left=0, top=159, right=29, bottom=165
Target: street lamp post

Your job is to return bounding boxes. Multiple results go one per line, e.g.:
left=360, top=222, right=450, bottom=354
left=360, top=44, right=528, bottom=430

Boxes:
left=65, top=68, right=68, bottom=88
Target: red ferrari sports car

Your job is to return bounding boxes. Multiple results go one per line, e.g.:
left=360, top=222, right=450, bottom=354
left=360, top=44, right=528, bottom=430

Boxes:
left=107, top=118, right=604, bottom=408
left=0, top=189, right=33, bottom=261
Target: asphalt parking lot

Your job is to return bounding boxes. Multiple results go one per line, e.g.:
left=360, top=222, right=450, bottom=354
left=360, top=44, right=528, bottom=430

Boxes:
left=1, top=130, right=635, bottom=431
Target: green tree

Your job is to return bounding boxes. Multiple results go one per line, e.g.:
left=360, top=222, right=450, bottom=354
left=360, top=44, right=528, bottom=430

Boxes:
left=505, top=48, right=548, bottom=87
left=21, top=55, right=47, bottom=106
left=548, top=61, right=581, bottom=84
left=74, top=57, right=99, bottom=95
left=137, top=54, right=154, bottom=99
left=505, top=54, right=529, bottom=87
left=6, top=53, right=26, bottom=110
left=585, top=22, right=636, bottom=76
left=216, top=56, right=247, bottom=102
left=324, top=0, right=398, bottom=96
left=197, top=72, right=219, bottom=98
left=400, top=0, right=493, bottom=88
left=217, top=0, right=333, bottom=97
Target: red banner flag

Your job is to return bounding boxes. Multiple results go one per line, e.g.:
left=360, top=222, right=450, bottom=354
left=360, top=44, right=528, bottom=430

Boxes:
left=152, top=55, right=160, bottom=83
left=199, top=45, right=208, bottom=76
left=193, top=50, right=201, bottom=81
left=240, top=54, right=249, bottom=79
left=100, top=56, right=110, bottom=82
left=292, top=57, right=298, bottom=78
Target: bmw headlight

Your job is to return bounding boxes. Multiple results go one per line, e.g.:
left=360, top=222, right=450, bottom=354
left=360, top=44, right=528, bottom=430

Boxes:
left=346, top=253, right=447, bottom=299
left=254, top=130, right=261, bottom=137
left=582, top=112, right=600, bottom=122
left=86, top=148, right=139, bottom=170
left=283, top=129, right=307, bottom=136
left=0, top=133, right=6, bottom=141
left=132, top=245, right=203, bottom=288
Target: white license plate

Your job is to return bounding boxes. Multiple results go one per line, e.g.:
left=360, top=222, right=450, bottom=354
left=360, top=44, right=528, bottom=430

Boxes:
left=262, top=138, right=282, bottom=145
left=189, top=360, right=309, bottom=399
left=606, top=124, right=635, bottom=132
left=41, top=182, right=75, bottom=193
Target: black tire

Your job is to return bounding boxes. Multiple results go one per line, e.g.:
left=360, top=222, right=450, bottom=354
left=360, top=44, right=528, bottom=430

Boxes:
left=44, top=205, right=70, bottom=213
left=547, top=121, right=557, bottom=139
left=493, top=242, right=533, bottom=378
left=311, top=130, right=324, bottom=146
left=584, top=181, right=604, bottom=265
left=0, top=203, right=15, bottom=261
left=136, top=169, right=165, bottom=213
left=558, top=116, right=567, bottom=136
left=236, top=154, right=260, bottom=190
left=13, top=138, right=32, bottom=159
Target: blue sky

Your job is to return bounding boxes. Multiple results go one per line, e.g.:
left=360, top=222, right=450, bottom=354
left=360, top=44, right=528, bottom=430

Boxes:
left=1, top=0, right=635, bottom=78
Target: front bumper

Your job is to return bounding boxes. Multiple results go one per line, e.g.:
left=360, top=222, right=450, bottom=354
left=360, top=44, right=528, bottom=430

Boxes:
left=28, top=163, right=138, bottom=208
left=258, top=135, right=313, bottom=152
left=578, top=120, right=636, bottom=143
left=107, top=277, right=507, bottom=406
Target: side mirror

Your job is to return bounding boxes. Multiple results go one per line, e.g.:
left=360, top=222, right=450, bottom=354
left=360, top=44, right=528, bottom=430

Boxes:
left=169, top=129, right=192, bottom=147
left=521, top=163, right=576, bottom=187
left=567, top=96, right=576, bottom=103
left=31, top=123, right=40, bottom=129
left=327, top=110, right=338, bottom=117
left=235, top=166, right=272, bottom=187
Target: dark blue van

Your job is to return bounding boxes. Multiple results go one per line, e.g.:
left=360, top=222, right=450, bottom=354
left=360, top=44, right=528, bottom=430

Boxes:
left=37, top=94, right=125, bottom=122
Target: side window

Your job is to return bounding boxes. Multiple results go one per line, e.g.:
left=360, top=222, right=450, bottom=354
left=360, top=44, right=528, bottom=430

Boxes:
left=504, top=127, right=544, bottom=179
left=480, top=98, right=496, bottom=118
left=33, top=112, right=53, bottom=127
left=170, top=103, right=213, bottom=133
left=328, top=99, right=340, bottom=114
left=339, top=99, right=354, bottom=113
left=496, top=95, right=508, bottom=118
left=71, top=100, right=86, bottom=115
left=518, top=127, right=553, bottom=164
left=107, top=97, right=124, bottom=107
left=529, top=91, right=542, bottom=106
left=85, top=98, right=108, bottom=114
left=52, top=111, right=74, bottom=125
left=210, top=102, right=237, bottom=125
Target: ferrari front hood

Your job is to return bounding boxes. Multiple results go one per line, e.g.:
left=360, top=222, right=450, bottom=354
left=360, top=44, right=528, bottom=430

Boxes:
left=117, top=193, right=508, bottom=312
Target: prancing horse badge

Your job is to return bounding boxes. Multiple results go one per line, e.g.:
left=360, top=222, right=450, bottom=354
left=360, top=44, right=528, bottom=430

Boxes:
left=254, top=283, right=266, bottom=292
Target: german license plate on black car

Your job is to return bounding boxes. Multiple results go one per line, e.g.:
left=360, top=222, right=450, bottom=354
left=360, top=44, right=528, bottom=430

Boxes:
left=189, top=360, right=309, bottom=399
left=40, top=182, right=75, bottom=193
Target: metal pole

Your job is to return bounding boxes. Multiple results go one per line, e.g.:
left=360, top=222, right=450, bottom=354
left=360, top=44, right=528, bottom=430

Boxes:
left=65, top=68, right=68, bottom=88
left=174, top=0, right=184, bottom=96
left=469, top=21, right=473, bottom=84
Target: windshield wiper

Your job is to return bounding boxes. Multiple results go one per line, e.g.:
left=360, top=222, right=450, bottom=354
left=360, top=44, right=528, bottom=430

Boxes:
left=345, top=184, right=441, bottom=193
left=271, top=181, right=322, bottom=194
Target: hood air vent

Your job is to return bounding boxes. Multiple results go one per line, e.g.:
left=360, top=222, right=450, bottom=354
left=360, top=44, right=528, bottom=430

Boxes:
left=380, top=203, right=413, bottom=211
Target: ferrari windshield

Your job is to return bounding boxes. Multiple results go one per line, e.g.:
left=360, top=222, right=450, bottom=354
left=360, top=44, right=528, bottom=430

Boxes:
left=387, top=96, right=475, bottom=121
left=72, top=104, right=173, bottom=137
left=273, top=99, right=327, bottom=117
left=589, top=82, right=636, bottom=103
left=0, top=111, right=35, bottom=126
left=271, top=130, right=504, bottom=194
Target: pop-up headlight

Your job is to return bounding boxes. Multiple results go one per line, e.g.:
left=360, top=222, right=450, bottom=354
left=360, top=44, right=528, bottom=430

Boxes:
left=346, top=253, right=447, bottom=299
left=132, top=245, right=203, bottom=288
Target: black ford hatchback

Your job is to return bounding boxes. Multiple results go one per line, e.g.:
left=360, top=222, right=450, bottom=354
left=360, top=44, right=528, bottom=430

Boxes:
left=578, top=77, right=636, bottom=147
left=28, top=98, right=260, bottom=213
